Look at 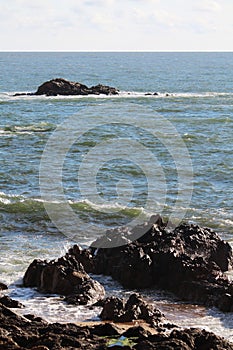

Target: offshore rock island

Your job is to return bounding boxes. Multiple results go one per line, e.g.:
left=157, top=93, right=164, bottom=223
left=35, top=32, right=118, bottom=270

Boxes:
left=14, top=78, right=119, bottom=96
left=13, top=78, right=167, bottom=97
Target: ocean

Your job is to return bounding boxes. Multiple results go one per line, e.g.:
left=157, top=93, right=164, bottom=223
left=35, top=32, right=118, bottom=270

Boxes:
left=0, top=52, right=233, bottom=340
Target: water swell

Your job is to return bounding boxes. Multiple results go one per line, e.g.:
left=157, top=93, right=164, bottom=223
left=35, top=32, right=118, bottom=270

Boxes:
left=0, top=192, right=144, bottom=219
left=1, top=192, right=233, bottom=238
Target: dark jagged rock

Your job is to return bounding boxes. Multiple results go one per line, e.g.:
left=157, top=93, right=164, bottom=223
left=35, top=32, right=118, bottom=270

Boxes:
left=70, top=215, right=233, bottom=312
left=68, top=244, right=94, bottom=273
left=122, top=325, right=151, bottom=339
left=13, top=92, right=35, bottom=97
left=100, top=296, right=124, bottom=321
left=89, top=83, right=118, bottom=96
left=0, top=282, right=8, bottom=291
left=100, top=293, right=164, bottom=326
left=23, top=254, right=105, bottom=305
left=21, top=216, right=233, bottom=347
left=35, top=78, right=90, bottom=96
left=145, top=92, right=159, bottom=96
left=91, top=323, right=121, bottom=336
left=14, top=78, right=119, bottom=97
left=0, top=296, right=24, bottom=309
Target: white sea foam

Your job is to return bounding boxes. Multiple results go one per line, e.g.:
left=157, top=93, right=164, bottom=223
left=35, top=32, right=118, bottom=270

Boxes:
left=1, top=91, right=233, bottom=102
left=0, top=122, right=55, bottom=135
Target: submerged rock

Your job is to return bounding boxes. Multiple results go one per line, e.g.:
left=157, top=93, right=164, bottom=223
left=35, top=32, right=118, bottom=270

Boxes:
left=14, top=78, right=119, bottom=96
left=13, top=92, right=35, bottom=97
left=70, top=215, right=233, bottom=312
left=23, top=255, right=105, bottom=305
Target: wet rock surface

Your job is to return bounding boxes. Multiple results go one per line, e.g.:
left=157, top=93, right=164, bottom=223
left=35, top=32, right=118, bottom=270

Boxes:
left=100, top=293, right=164, bottom=326
left=0, top=296, right=233, bottom=350
left=0, top=282, right=8, bottom=291
left=23, top=254, right=105, bottom=305
left=14, top=78, right=119, bottom=96
left=19, top=216, right=233, bottom=347
left=0, top=295, right=24, bottom=309
left=70, top=215, right=233, bottom=312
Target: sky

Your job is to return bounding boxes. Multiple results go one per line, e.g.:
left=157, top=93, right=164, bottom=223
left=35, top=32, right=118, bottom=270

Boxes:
left=0, top=0, right=233, bottom=51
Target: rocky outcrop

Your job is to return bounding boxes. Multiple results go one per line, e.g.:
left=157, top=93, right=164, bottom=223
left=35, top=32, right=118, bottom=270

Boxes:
left=20, top=216, right=233, bottom=348
left=14, top=78, right=119, bottom=96
left=70, top=215, right=233, bottom=312
left=0, top=282, right=7, bottom=291
left=0, top=296, right=24, bottom=309
left=0, top=296, right=233, bottom=350
left=23, top=254, right=105, bottom=305
left=100, top=293, right=165, bottom=326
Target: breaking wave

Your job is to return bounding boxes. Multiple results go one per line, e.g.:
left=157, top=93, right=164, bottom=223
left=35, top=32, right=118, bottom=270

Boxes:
left=0, top=122, right=55, bottom=135
left=1, top=91, right=233, bottom=102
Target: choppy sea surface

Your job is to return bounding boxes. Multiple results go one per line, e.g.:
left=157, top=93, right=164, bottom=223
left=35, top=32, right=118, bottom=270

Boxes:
left=0, top=52, right=233, bottom=341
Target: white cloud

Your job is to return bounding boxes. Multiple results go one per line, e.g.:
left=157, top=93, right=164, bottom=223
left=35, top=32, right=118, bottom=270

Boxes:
left=151, top=9, right=181, bottom=28
left=90, top=13, right=116, bottom=29
left=195, top=0, right=222, bottom=13
left=131, top=5, right=185, bottom=31
left=0, top=0, right=232, bottom=50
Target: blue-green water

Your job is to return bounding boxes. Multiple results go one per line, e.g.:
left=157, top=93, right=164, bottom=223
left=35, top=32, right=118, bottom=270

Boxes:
left=0, top=52, right=233, bottom=338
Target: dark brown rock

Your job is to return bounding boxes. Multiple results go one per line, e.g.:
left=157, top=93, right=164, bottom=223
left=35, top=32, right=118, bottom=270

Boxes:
left=90, top=83, right=119, bottom=95
left=90, top=323, right=121, bottom=336
left=0, top=282, right=8, bottom=291
left=70, top=216, right=233, bottom=312
left=23, top=255, right=105, bottom=305
left=35, top=78, right=89, bottom=96
left=167, top=328, right=233, bottom=350
left=122, top=325, right=151, bottom=338
left=23, top=259, right=46, bottom=287
left=0, top=301, right=233, bottom=350
left=13, top=78, right=119, bottom=97
left=34, top=78, right=119, bottom=96
left=100, top=296, right=125, bottom=321
left=13, top=92, right=35, bottom=97
left=0, top=296, right=24, bottom=309
left=217, top=293, right=233, bottom=312
left=100, top=293, right=164, bottom=326
left=68, top=244, right=94, bottom=273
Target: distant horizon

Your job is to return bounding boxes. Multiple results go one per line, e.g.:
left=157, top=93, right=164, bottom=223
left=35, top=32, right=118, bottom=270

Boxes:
left=1, top=50, right=233, bottom=53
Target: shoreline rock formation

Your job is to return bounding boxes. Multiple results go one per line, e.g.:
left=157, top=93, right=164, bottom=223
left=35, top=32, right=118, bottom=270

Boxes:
left=2, top=215, right=233, bottom=347
left=14, top=78, right=119, bottom=97
left=1, top=294, right=233, bottom=349
left=68, top=215, right=233, bottom=312
left=23, top=254, right=105, bottom=305
left=100, top=293, right=165, bottom=326
left=23, top=215, right=233, bottom=312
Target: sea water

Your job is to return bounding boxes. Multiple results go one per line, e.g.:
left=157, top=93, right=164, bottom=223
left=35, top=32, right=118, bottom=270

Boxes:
left=0, top=52, right=233, bottom=340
